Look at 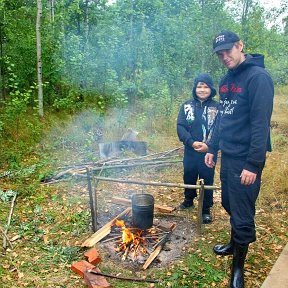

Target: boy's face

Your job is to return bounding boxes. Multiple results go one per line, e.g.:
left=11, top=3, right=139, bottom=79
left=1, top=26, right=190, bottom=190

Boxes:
left=196, top=82, right=211, bottom=101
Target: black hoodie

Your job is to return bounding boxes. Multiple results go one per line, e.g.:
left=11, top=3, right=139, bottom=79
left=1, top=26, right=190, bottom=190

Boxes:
left=208, top=54, right=274, bottom=173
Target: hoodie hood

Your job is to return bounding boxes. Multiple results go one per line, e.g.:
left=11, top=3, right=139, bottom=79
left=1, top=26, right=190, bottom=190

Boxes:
left=230, top=54, right=265, bottom=75
left=192, top=73, right=217, bottom=99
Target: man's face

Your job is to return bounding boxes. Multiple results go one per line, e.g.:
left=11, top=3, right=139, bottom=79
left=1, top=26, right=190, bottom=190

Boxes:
left=195, top=82, right=211, bottom=101
left=216, top=42, right=245, bottom=70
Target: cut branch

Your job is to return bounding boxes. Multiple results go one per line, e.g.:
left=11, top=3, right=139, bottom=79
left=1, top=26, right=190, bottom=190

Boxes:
left=3, top=192, right=17, bottom=249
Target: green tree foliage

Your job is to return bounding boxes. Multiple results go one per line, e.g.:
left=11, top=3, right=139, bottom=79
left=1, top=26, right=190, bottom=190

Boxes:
left=0, top=0, right=286, bottom=114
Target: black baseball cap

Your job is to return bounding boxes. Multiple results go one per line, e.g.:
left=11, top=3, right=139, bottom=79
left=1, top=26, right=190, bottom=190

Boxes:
left=212, top=31, right=240, bottom=53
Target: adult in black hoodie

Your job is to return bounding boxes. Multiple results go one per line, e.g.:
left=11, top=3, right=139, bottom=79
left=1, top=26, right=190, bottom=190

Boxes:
left=205, top=31, right=274, bottom=288
left=177, top=73, right=219, bottom=224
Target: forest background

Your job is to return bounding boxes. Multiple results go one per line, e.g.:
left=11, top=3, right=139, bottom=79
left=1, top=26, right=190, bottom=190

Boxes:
left=0, top=0, right=287, bottom=287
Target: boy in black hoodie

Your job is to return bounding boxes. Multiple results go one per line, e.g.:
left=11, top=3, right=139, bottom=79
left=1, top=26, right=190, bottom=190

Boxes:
left=177, top=73, right=219, bottom=224
left=205, top=31, right=274, bottom=288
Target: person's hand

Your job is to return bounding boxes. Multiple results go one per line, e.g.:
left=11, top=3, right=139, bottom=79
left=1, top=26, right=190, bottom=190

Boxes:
left=240, top=169, right=257, bottom=185
left=205, top=153, right=215, bottom=168
left=193, top=142, right=208, bottom=153
left=192, top=141, right=202, bottom=149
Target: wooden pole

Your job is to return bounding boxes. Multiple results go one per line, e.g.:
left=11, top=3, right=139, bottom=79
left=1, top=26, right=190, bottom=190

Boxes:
left=92, top=176, right=219, bottom=190
left=86, top=168, right=96, bottom=232
left=197, top=179, right=205, bottom=235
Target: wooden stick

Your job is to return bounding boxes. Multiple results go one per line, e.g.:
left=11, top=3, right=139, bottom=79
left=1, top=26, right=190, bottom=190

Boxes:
left=3, top=192, right=17, bottom=249
left=197, top=179, right=205, bottom=235
left=81, top=207, right=131, bottom=247
left=111, top=197, right=175, bottom=213
left=0, top=225, right=13, bottom=249
left=87, top=269, right=159, bottom=283
left=86, top=168, right=96, bottom=232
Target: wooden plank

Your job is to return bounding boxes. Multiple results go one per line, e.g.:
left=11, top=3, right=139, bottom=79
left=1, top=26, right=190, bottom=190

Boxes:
left=111, top=197, right=175, bottom=213
left=143, top=223, right=176, bottom=270
left=142, top=245, right=162, bottom=270
left=261, top=243, right=288, bottom=288
left=82, top=207, right=131, bottom=247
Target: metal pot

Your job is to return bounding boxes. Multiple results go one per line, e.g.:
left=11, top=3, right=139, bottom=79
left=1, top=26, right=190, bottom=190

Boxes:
left=132, top=193, right=154, bottom=229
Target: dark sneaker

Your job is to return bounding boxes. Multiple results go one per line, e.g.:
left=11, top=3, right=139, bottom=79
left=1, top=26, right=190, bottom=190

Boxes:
left=179, top=200, right=195, bottom=210
left=202, top=213, right=212, bottom=224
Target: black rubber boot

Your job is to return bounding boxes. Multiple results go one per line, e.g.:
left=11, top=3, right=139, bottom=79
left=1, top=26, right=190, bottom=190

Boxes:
left=213, top=230, right=234, bottom=256
left=230, top=243, right=249, bottom=288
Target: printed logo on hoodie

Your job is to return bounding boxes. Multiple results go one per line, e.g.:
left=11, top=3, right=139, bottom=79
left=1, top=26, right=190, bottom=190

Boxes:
left=184, top=104, right=195, bottom=122
left=220, top=84, right=242, bottom=93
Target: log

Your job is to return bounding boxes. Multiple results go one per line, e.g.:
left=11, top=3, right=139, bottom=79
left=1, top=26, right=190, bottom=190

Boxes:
left=143, top=223, right=176, bottom=269
left=111, top=197, right=175, bottom=213
left=82, top=208, right=131, bottom=247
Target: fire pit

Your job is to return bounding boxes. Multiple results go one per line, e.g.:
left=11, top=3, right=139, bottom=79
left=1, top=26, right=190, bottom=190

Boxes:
left=95, top=210, right=196, bottom=270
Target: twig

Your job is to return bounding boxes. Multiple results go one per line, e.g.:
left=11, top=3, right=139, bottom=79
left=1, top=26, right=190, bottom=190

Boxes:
left=122, top=246, right=130, bottom=261
left=0, top=225, right=13, bottom=249
left=3, top=192, right=17, bottom=249
left=87, top=269, right=159, bottom=283
left=101, top=235, right=122, bottom=243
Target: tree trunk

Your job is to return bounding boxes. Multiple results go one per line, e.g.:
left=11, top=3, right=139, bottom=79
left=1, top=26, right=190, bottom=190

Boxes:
left=36, top=0, right=44, bottom=118
left=0, top=11, right=6, bottom=102
left=48, top=0, right=55, bottom=23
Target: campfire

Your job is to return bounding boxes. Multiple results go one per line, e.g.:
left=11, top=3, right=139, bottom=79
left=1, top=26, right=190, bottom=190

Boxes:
left=99, top=215, right=177, bottom=269
left=81, top=197, right=195, bottom=269
left=113, top=218, right=172, bottom=261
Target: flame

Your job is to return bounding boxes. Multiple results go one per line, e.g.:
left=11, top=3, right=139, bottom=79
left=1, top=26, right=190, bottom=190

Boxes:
left=113, top=219, right=147, bottom=258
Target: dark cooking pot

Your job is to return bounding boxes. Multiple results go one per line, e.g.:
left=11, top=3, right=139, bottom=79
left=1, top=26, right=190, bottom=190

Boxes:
left=132, top=193, right=154, bottom=229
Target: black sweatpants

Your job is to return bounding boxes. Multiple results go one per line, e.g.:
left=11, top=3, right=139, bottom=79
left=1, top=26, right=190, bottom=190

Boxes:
left=220, top=154, right=263, bottom=245
left=183, top=148, right=215, bottom=213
